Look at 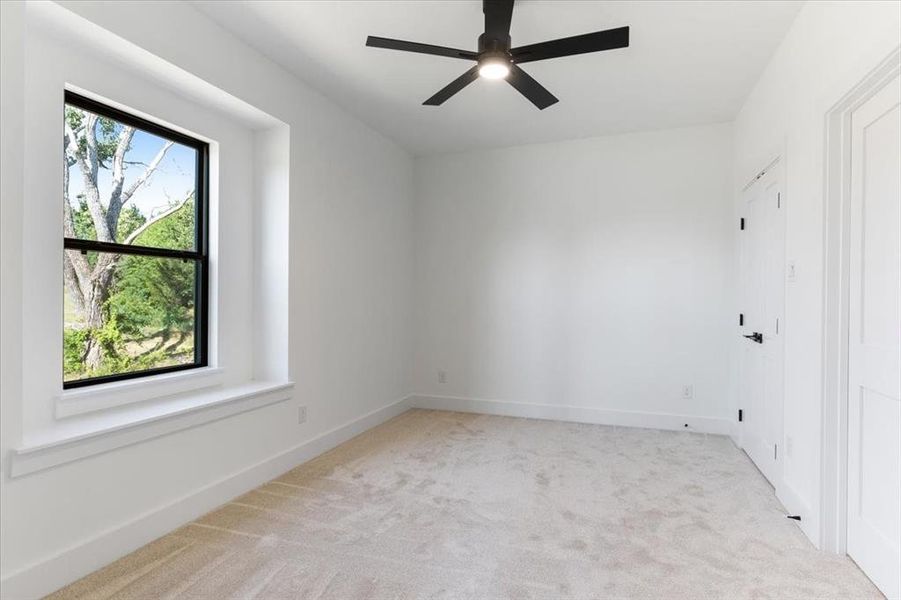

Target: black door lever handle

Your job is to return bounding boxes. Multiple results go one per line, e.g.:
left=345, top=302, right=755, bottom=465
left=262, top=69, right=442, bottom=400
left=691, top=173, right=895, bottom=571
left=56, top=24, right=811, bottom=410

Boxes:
left=743, top=332, right=763, bottom=344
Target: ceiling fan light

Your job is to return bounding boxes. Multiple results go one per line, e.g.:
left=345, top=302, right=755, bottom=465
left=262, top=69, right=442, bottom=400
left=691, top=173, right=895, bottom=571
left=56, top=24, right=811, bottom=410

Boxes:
left=478, top=59, right=510, bottom=80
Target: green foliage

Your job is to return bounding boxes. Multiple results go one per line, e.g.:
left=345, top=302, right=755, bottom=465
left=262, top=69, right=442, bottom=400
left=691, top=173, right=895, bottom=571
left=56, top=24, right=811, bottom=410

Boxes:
left=71, top=197, right=96, bottom=240
left=64, top=316, right=181, bottom=380
left=133, top=197, right=195, bottom=250
left=63, top=328, right=89, bottom=377
left=107, top=198, right=196, bottom=337
left=116, top=205, right=147, bottom=243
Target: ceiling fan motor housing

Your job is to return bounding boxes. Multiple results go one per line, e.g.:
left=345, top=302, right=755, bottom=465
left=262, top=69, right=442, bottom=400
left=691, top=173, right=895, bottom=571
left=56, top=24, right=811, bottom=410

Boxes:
left=478, top=32, right=512, bottom=56
left=478, top=33, right=512, bottom=74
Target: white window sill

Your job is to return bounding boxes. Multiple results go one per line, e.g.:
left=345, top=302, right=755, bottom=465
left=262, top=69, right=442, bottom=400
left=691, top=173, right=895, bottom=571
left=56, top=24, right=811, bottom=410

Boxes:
left=10, top=380, right=294, bottom=478
left=56, top=366, right=225, bottom=418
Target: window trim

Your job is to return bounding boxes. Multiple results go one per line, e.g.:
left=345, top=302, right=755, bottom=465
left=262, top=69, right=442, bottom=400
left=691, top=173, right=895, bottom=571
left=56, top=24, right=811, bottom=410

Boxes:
left=63, top=91, right=210, bottom=389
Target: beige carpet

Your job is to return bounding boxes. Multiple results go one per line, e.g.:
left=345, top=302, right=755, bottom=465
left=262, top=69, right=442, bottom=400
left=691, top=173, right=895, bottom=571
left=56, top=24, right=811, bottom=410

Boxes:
left=48, top=409, right=881, bottom=599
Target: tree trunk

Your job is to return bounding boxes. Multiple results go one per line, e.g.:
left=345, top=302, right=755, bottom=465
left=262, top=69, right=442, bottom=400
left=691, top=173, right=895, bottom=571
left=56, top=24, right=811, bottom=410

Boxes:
left=82, top=254, right=117, bottom=372
left=84, top=336, right=103, bottom=372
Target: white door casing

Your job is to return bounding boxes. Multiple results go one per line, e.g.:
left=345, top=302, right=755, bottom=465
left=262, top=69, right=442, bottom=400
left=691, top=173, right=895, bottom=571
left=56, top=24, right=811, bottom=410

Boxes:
left=846, top=72, right=901, bottom=600
left=739, top=164, right=785, bottom=487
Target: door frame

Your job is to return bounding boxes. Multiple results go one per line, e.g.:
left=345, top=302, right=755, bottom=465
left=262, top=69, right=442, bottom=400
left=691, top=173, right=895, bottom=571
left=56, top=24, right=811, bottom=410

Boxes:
left=820, top=46, right=900, bottom=555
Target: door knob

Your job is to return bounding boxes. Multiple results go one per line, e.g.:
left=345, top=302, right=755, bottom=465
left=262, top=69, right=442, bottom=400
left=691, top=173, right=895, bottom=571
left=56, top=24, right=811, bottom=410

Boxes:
left=743, top=332, right=763, bottom=344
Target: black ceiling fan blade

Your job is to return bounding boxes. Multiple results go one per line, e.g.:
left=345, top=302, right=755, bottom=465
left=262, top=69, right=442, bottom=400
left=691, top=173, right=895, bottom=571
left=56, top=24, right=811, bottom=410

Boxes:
left=484, top=0, right=514, bottom=38
left=366, top=36, right=477, bottom=60
left=423, top=66, right=481, bottom=106
left=511, top=26, right=629, bottom=64
left=506, top=64, right=558, bottom=110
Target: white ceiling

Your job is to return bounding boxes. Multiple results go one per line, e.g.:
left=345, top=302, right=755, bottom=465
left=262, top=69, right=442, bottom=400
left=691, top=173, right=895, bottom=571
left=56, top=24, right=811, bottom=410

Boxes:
left=192, top=0, right=802, bottom=156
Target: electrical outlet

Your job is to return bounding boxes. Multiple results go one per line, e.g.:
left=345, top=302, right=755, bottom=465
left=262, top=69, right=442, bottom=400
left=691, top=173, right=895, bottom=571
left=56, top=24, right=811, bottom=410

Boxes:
left=298, top=406, right=306, bottom=424
left=786, top=260, right=797, bottom=281
left=437, top=369, right=447, bottom=384
left=681, top=384, right=693, bottom=399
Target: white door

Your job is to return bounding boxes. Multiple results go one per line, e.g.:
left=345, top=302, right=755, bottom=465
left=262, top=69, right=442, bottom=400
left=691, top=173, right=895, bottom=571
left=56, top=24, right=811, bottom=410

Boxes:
left=739, top=165, right=785, bottom=486
left=847, top=73, right=901, bottom=600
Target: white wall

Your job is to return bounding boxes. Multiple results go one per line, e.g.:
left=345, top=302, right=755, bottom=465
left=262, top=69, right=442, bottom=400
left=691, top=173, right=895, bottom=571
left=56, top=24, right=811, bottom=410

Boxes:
left=413, top=124, right=734, bottom=431
left=0, top=0, right=27, bottom=590
left=732, top=0, right=900, bottom=546
left=0, top=1, right=414, bottom=596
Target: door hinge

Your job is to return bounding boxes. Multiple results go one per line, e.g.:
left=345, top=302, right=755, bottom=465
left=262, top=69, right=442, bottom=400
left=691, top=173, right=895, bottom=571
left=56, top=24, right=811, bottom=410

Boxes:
left=775, top=317, right=779, bottom=334
left=739, top=313, right=744, bottom=326
left=738, top=409, right=743, bottom=422
left=777, top=192, right=781, bottom=208
left=774, top=444, right=778, bottom=460
left=740, top=217, right=745, bottom=230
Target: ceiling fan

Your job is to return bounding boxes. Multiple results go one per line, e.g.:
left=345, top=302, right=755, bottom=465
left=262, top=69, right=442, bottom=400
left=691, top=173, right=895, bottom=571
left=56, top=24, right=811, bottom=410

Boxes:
left=365, top=0, right=629, bottom=110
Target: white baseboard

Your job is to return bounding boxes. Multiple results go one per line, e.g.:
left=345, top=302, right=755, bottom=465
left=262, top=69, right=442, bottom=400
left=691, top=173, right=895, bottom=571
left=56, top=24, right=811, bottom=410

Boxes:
left=410, top=394, right=736, bottom=437
left=776, top=480, right=819, bottom=548
left=0, top=395, right=413, bottom=600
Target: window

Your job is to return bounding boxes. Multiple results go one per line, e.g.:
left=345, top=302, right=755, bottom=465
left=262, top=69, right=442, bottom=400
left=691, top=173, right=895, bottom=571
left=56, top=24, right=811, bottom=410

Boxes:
left=63, top=91, right=208, bottom=388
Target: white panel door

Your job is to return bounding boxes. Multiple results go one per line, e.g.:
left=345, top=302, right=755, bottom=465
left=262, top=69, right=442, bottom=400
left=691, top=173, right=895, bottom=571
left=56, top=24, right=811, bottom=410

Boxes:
left=847, top=73, right=901, bottom=600
left=739, top=166, right=784, bottom=486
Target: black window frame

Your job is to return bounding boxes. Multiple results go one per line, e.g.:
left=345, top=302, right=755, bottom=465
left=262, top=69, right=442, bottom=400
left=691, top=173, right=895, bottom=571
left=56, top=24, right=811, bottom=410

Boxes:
left=63, top=91, right=209, bottom=389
